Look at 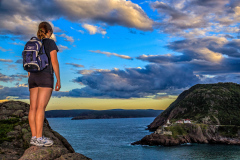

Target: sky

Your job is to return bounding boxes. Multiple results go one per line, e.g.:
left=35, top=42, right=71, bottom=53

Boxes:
left=0, top=0, right=240, bottom=111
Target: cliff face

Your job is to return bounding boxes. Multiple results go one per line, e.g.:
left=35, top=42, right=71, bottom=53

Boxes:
left=147, top=82, right=240, bottom=131
left=0, top=101, right=91, bottom=160
left=132, top=82, right=240, bottom=146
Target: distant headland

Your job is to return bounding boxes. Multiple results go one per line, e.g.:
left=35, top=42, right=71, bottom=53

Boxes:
left=45, top=109, right=163, bottom=119
left=132, top=82, right=240, bottom=146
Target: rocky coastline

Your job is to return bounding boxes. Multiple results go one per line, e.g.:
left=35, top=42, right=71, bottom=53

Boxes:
left=0, top=100, right=91, bottom=160
left=131, top=123, right=240, bottom=146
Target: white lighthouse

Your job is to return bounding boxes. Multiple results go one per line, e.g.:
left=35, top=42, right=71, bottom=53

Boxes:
left=166, top=119, right=171, bottom=124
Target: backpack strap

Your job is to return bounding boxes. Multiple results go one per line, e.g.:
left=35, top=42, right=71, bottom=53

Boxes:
left=41, top=39, right=53, bottom=75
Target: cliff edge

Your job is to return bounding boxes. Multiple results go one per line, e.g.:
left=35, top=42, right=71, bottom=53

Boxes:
left=0, top=100, right=91, bottom=160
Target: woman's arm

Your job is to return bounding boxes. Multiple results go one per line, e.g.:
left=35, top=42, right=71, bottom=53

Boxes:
left=28, top=72, right=30, bottom=77
left=50, top=50, right=61, bottom=91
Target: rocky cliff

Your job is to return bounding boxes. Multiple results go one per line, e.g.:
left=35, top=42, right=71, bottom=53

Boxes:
left=148, top=82, right=240, bottom=131
left=131, top=82, right=240, bottom=146
left=0, top=100, right=91, bottom=160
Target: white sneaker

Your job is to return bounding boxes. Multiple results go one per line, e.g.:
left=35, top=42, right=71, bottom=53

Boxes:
left=35, top=137, right=53, bottom=147
left=30, top=137, right=37, bottom=145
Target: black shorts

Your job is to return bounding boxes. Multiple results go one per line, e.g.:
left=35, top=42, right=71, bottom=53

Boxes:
left=28, top=72, right=54, bottom=89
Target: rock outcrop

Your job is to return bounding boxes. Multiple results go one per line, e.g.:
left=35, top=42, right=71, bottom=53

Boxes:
left=0, top=100, right=92, bottom=160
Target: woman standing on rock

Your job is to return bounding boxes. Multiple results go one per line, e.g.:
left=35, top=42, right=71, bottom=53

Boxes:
left=28, top=21, right=61, bottom=147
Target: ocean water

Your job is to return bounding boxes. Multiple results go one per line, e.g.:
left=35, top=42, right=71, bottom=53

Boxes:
left=47, top=117, right=240, bottom=160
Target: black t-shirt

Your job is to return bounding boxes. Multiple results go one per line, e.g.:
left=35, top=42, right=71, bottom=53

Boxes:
left=41, top=38, right=59, bottom=74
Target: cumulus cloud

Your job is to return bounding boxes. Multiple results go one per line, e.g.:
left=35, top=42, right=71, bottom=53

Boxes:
left=69, top=61, right=240, bottom=98
left=56, top=0, right=153, bottom=30
left=58, top=44, right=69, bottom=52
left=137, top=35, right=240, bottom=76
left=0, top=0, right=153, bottom=40
left=70, top=63, right=200, bottom=98
left=137, top=36, right=232, bottom=63
left=150, top=0, right=240, bottom=37
left=89, top=50, right=133, bottom=60
left=82, top=23, right=107, bottom=36
left=167, top=36, right=240, bottom=61
left=2, top=62, right=240, bottom=100
left=58, top=34, right=74, bottom=43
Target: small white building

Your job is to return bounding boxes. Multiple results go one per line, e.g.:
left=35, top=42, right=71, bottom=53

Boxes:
left=176, top=120, right=184, bottom=124
left=175, top=119, right=191, bottom=124
left=166, top=119, right=171, bottom=124
left=184, top=119, right=191, bottom=123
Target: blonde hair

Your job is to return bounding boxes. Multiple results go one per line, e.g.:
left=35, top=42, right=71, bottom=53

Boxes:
left=37, top=21, right=53, bottom=40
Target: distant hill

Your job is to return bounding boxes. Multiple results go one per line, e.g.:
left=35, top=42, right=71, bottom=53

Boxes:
left=45, top=109, right=163, bottom=119
left=148, top=82, right=240, bottom=131
left=132, top=82, right=240, bottom=146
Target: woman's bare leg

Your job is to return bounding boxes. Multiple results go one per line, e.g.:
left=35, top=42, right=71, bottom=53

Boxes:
left=29, top=87, right=39, bottom=137
left=35, top=87, right=53, bottom=138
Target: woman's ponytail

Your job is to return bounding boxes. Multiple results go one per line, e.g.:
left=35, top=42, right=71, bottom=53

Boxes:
left=37, top=29, right=46, bottom=40
left=37, top=22, right=53, bottom=40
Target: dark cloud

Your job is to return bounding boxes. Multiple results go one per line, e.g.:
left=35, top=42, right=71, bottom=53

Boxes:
left=197, top=73, right=240, bottom=85
left=0, top=85, right=69, bottom=100
left=218, top=40, right=240, bottom=58
left=0, top=86, right=29, bottom=99
left=0, top=72, right=27, bottom=82
left=0, top=73, right=14, bottom=82
left=136, top=54, right=192, bottom=63
left=224, top=34, right=234, bottom=39
left=70, top=63, right=200, bottom=98
left=1, top=61, right=240, bottom=100
left=186, top=57, right=240, bottom=75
